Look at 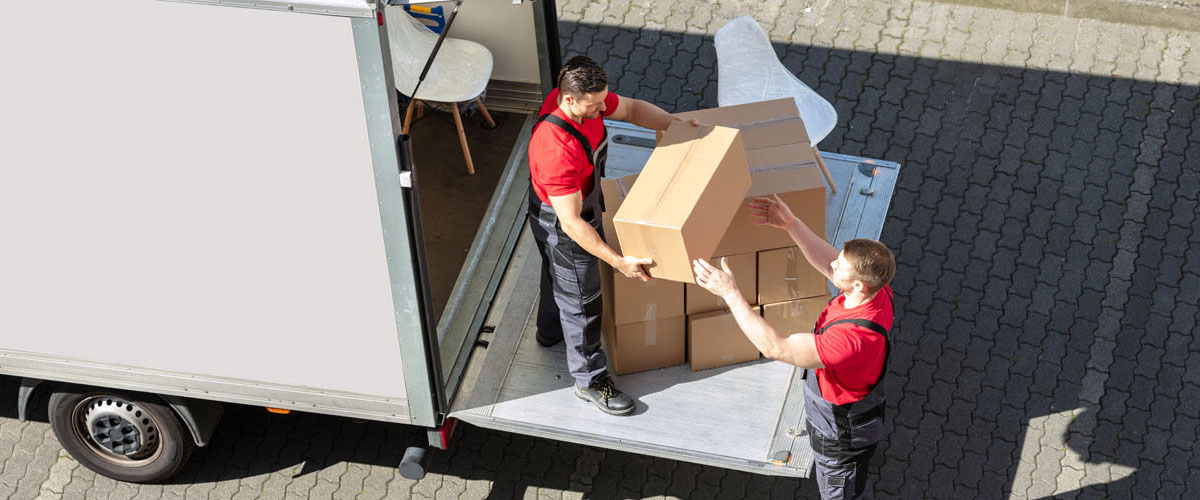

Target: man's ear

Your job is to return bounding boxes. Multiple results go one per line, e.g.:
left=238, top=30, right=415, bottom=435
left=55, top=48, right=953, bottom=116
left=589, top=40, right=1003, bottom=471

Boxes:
left=852, top=280, right=867, bottom=294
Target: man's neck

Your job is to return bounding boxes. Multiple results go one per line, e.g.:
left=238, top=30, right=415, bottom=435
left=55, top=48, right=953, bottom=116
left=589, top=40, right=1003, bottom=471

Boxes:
left=842, top=289, right=878, bottom=309
left=556, top=96, right=585, bottom=124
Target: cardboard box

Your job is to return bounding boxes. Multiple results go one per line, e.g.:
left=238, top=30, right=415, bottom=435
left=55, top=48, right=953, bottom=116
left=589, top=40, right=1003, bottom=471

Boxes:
left=761, top=294, right=832, bottom=336
left=600, top=260, right=686, bottom=326
left=600, top=174, right=638, bottom=231
left=758, top=246, right=829, bottom=304
left=612, top=122, right=752, bottom=283
left=688, top=309, right=761, bottom=371
left=599, top=175, right=687, bottom=325
left=684, top=252, right=757, bottom=314
left=602, top=312, right=686, bottom=375
left=671, top=99, right=828, bottom=257
left=714, top=187, right=825, bottom=257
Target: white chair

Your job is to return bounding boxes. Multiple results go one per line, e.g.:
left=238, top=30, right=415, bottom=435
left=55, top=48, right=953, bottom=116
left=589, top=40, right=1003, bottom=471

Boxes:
left=714, top=16, right=837, bottom=145
left=384, top=7, right=495, bottom=175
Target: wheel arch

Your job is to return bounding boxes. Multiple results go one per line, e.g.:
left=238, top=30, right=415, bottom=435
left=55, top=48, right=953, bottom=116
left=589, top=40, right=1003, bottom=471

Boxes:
left=19, top=379, right=223, bottom=447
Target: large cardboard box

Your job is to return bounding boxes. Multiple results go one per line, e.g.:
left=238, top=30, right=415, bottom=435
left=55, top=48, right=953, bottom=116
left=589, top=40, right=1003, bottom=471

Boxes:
left=714, top=187, right=825, bottom=257
left=600, top=175, right=686, bottom=325
left=602, top=311, right=686, bottom=375
left=600, top=174, right=637, bottom=230
left=688, top=309, right=761, bottom=371
left=672, top=99, right=828, bottom=257
left=684, top=252, right=757, bottom=314
left=600, top=260, right=685, bottom=327
left=761, top=294, right=831, bottom=336
left=612, top=122, right=751, bottom=283
left=758, top=246, right=829, bottom=304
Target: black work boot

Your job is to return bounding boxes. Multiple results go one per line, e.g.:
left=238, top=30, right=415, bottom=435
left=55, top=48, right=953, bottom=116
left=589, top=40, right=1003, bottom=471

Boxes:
left=535, top=331, right=562, bottom=347
left=574, top=375, right=636, bottom=415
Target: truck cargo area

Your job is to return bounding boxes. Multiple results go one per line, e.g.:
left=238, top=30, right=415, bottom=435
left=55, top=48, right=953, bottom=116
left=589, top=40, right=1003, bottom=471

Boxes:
left=443, top=121, right=900, bottom=476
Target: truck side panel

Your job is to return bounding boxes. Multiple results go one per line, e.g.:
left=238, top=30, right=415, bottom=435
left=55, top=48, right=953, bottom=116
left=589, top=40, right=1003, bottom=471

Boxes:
left=1, top=1, right=415, bottom=418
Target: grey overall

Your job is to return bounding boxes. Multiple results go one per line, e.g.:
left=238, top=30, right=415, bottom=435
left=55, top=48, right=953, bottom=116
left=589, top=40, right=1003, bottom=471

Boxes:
left=804, top=288, right=894, bottom=500
left=527, top=112, right=610, bottom=388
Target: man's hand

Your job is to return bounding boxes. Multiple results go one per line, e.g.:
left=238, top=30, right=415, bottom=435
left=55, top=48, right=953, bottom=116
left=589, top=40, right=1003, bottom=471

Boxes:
left=615, top=255, right=653, bottom=281
left=748, top=194, right=798, bottom=230
left=692, top=257, right=741, bottom=302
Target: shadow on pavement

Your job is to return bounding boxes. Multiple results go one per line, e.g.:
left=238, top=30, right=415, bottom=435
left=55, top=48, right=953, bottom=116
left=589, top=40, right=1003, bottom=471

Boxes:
left=561, top=20, right=1198, bottom=499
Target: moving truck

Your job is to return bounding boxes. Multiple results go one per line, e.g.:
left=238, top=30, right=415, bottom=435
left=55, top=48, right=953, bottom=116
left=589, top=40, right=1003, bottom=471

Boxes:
left=0, top=0, right=899, bottom=483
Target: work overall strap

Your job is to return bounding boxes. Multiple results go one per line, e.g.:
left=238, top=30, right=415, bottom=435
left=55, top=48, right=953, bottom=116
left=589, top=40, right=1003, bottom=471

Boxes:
left=530, top=113, right=608, bottom=215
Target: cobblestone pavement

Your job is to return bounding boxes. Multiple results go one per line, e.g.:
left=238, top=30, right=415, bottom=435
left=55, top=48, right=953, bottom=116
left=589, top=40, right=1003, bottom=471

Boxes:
left=3, top=0, right=1199, bottom=498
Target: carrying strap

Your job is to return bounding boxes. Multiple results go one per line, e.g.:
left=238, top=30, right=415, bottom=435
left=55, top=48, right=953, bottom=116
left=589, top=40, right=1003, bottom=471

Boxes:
left=536, top=113, right=597, bottom=170
left=815, top=287, right=894, bottom=390
left=534, top=112, right=606, bottom=213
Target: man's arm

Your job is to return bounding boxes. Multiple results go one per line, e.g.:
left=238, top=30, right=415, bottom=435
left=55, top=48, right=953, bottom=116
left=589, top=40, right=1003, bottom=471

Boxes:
left=548, top=191, right=651, bottom=281
left=606, top=95, right=681, bottom=131
left=693, top=258, right=825, bottom=369
left=750, top=195, right=839, bottom=281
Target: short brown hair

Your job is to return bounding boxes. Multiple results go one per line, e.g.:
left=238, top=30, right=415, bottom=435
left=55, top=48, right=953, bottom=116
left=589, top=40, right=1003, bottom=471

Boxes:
left=557, top=55, right=608, bottom=98
left=841, top=239, right=895, bottom=294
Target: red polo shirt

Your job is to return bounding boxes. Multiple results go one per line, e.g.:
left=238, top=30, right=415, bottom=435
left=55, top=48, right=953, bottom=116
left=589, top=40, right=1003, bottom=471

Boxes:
left=528, top=88, right=620, bottom=205
left=812, top=286, right=894, bottom=405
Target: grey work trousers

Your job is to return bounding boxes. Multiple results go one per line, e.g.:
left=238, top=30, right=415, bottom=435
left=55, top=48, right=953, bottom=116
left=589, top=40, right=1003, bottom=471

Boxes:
left=528, top=201, right=608, bottom=388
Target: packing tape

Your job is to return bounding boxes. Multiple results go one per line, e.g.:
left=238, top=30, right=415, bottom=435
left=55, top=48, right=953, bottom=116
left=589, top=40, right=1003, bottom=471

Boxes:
left=643, top=303, right=656, bottom=323
left=645, top=310, right=657, bottom=346
left=644, top=125, right=711, bottom=217
left=721, top=353, right=734, bottom=362
left=615, top=177, right=632, bottom=200
left=787, top=301, right=803, bottom=319
left=749, top=161, right=819, bottom=174
left=723, top=115, right=799, bottom=129
left=786, top=248, right=801, bottom=297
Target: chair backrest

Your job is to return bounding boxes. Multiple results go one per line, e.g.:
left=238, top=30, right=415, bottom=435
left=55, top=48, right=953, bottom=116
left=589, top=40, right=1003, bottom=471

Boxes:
left=714, top=16, right=838, bottom=145
left=382, top=6, right=493, bottom=102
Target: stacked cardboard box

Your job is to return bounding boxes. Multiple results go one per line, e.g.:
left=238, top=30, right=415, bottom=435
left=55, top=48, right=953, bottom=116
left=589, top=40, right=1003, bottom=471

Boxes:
left=673, top=99, right=834, bottom=371
left=598, top=98, right=835, bottom=374
left=600, top=175, right=686, bottom=375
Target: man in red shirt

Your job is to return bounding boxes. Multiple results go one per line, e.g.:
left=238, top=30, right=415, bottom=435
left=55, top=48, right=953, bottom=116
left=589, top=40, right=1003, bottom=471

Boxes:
left=692, top=194, right=896, bottom=500
left=528, top=56, right=692, bottom=415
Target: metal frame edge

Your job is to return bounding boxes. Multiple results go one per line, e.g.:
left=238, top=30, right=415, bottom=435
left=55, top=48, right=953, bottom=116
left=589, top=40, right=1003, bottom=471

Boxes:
left=350, top=14, right=441, bottom=427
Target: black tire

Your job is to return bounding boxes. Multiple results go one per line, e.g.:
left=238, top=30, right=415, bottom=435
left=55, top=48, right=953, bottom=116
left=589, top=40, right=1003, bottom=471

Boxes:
left=48, top=388, right=195, bottom=483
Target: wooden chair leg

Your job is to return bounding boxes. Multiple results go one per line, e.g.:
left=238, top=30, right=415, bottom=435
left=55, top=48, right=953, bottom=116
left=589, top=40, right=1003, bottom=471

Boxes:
left=813, top=145, right=837, bottom=193
left=451, top=102, right=475, bottom=175
left=475, top=97, right=496, bottom=128
left=402, top=99, right=416, bottom=135
left=417, top=100, right=426, bottom=120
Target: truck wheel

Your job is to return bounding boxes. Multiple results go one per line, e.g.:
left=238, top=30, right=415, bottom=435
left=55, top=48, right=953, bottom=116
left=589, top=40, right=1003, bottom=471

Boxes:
left=48, top=389, right=195, bottom=483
